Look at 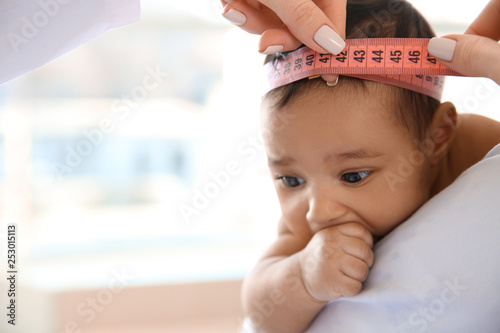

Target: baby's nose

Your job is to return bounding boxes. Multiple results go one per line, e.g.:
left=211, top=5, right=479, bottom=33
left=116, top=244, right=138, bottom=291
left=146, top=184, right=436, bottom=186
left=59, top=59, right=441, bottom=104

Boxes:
left=306, top=192, right=349, bottom=226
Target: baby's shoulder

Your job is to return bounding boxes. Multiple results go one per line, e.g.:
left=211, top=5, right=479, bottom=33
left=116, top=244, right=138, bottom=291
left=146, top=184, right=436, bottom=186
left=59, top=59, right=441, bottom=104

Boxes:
left=457, top=113, right=500, bottom=153
left=452, top=114, right=500, bottom=173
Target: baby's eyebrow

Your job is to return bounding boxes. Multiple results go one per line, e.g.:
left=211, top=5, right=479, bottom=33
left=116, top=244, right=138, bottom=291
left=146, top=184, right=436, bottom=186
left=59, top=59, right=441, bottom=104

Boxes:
left=268, top=149, right=383, bottom=166
left=324, top=149, right=384, bottom=162
left=268, top=156, right=295, bottom=166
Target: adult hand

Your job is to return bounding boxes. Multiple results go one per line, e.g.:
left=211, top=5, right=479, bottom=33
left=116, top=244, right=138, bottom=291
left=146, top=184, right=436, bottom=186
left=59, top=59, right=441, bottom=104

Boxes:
left=221, top=0, right=346, bottom=84
left=220, top=0, right=346, bottom=55
left=428, top=0, right=500, bottom=85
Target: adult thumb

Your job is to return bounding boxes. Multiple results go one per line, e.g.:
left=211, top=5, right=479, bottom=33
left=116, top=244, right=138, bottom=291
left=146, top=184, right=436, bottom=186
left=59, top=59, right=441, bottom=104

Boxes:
left=428, top=34, right=500, bottom=85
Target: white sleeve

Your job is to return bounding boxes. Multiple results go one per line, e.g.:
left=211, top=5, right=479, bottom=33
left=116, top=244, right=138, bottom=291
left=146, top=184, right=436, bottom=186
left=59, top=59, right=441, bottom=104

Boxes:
left=305, top=143, right=500, bottom=332
left=0, top=0, right=140, bottom=85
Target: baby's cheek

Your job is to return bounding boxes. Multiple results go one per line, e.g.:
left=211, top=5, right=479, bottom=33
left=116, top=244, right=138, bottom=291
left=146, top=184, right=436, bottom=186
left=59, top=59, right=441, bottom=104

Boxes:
left=382, top=194, right=426, bottom=234
left=279, top=196, right=307, bottom=219
left=364, top=196, right=414, bottom=236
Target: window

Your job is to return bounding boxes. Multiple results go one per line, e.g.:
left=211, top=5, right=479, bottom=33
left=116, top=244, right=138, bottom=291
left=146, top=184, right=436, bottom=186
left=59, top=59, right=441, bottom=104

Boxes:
left=0, top=0, right=497, bottom=292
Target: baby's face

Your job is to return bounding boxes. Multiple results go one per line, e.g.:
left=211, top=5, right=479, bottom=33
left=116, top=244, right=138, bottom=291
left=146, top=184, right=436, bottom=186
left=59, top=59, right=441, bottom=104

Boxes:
left=261, top=84, right=435, bottom=237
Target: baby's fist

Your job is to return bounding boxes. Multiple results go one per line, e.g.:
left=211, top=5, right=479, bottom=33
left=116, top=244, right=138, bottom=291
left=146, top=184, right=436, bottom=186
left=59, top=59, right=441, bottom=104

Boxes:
left=299, top=222, right=374, bottom=302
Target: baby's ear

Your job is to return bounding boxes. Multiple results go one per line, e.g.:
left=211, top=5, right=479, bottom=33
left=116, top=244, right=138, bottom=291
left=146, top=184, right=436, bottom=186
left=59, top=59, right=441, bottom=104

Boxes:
left=427, top=102, right=458, bottom=165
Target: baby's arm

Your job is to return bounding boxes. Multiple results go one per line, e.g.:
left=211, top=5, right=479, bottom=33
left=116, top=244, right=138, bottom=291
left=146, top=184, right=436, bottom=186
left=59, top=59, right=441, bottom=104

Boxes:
left=241, top=218, right=374, bottom=333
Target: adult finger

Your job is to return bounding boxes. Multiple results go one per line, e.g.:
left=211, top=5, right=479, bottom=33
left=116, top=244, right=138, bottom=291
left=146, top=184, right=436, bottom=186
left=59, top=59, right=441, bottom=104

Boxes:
left=315, top=0, right=347, bottom=40
left=258, top=24, right=340, bottom=84
left=222, top=0, right=282, bottom=34
left=428, top=34, right=500, bottom=85
left=259, top=0, right=346, bottom=54
left=464, top=0, right=500, bottom=40
left=259, top=25, right=303, bottom=53
left=304, top=0, right=346, bottom=84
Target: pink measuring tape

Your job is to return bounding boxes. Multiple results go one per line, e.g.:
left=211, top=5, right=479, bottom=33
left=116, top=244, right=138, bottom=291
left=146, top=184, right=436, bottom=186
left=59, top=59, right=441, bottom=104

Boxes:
left=263, top=38, right=462, bottom=100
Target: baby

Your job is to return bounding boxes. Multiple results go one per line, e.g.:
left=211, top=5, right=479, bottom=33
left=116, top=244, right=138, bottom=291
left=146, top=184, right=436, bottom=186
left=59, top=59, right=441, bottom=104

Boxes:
left=241, top=0, right=500, bottom=332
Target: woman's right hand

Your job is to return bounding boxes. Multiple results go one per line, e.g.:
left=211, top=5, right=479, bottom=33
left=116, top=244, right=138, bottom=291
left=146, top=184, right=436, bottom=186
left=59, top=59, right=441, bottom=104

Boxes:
left=428, top=0, right=500, bottom=85
left=221, top=0, right=347, bottom=84
left=221, top=0, right=347, bottom=55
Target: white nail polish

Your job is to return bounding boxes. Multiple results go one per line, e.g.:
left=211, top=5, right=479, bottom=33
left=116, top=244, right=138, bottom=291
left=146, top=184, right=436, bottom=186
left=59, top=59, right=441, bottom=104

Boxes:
left=428, top=37, right=457, bottom=61
left=326, top=76, right=339, bottom=87
left=223, top=9, right=246, bottom=25
left=261, top=45, right=284, bottom=54
left=313, top=25, right=346, bottom=55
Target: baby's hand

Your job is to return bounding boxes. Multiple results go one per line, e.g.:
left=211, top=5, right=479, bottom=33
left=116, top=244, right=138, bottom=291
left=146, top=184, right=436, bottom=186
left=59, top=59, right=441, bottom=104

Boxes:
left=299, top=222, right=374, bottom=302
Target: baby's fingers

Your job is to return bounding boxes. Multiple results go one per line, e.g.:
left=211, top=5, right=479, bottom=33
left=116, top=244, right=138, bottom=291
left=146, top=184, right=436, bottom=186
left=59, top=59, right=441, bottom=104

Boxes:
left=336, top=274, right=363, bottom=297
left=340, top=238, right=374, bottom=268
left=337, top=222, right=374, bottom=249
left=339, top=254, right=371, bottom=282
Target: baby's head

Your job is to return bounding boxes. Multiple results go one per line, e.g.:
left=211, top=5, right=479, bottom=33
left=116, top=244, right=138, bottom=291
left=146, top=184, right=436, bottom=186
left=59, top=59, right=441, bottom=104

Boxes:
left=261, top=0, right=458, bottom=237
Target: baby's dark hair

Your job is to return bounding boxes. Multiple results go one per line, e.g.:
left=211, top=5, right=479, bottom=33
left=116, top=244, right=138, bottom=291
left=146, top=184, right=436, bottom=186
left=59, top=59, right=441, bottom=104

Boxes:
left=264, top=0, right=440, bottom=141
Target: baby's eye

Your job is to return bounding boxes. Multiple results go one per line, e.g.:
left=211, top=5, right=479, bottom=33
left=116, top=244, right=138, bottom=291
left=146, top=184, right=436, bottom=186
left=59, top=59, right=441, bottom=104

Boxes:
left=341, top=171, right=371, bottom=184
left=279, top=176, right=305, bottom=188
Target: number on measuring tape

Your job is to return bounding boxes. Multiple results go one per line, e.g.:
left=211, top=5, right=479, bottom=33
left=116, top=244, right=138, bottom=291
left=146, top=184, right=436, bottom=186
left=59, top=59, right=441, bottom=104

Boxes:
left=426, top=52, right=436, bottom=64
left=263, top=38, right=461, bottom=95
left=372, top=50, right=383, bottom=63
left=306, top=54, right=315, bottom=66
left=335, top=51, right=347, bottom=63
left=408, top=50, right=420, bottom=63
left=319, top=53, right=330, bottom=64
left=283, top=62, right=291, bottom=75
left=294, top=58, right=302, bottom=71
left=353, top=50, right=365, bottom=63
left=390, top=50, right=402, bottom=63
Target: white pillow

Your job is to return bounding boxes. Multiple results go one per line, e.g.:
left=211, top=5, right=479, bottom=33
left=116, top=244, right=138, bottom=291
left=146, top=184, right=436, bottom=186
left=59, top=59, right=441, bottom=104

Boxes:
left=306, top=143, right=500, bottom=332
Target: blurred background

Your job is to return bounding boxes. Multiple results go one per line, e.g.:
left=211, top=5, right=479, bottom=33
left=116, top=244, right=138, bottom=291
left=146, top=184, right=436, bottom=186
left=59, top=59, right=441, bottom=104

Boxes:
left=0, top=0, right=498, bottom=332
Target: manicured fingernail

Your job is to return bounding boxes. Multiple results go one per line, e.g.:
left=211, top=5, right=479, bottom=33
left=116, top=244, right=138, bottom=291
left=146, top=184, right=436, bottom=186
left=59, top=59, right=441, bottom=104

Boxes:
left=222, top=9, right=246, bottom=25
left=261, top=45, right=284, bottom=54
left=428, top=37, right=457, bottom=61
left=326, top=75, right=339, bottom=87
left=313, top=25, right=345, bottom=55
